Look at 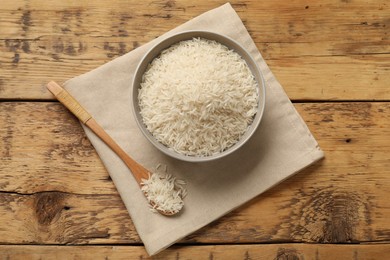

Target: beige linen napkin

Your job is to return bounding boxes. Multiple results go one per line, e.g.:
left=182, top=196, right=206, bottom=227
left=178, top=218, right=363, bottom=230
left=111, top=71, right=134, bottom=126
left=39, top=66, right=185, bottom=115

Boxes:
left=64, top=3, right=324, bottom=255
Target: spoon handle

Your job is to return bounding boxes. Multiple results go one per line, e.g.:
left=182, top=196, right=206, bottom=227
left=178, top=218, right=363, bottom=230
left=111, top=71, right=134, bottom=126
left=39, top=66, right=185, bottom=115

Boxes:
left=47, top=81, right=149, bottom=183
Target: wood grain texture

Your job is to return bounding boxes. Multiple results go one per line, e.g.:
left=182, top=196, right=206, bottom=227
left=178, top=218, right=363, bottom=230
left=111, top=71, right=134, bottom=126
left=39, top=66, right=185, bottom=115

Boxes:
left=1, top=102, right=389, bottom=244
left=0, top=102, right=112, bottom=195
left=1, top=244, right=390, bottom=260
left=0, top=0, right=388, bottom=100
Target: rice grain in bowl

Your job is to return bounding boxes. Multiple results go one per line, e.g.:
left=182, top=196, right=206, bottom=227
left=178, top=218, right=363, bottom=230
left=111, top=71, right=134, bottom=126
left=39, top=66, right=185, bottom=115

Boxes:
left=132, top=31, right=265, bottom=162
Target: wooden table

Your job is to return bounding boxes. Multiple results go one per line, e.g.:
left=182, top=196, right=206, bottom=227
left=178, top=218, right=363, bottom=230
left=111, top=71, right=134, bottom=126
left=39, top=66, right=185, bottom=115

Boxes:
left=1, top=0, right=389, bottom=259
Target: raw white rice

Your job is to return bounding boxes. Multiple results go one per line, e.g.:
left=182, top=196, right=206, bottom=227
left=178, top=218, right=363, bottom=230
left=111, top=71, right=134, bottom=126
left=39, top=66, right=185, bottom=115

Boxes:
left=141, top=164, right=186, bottom=214
left=138, top=37, right=259, bottom=156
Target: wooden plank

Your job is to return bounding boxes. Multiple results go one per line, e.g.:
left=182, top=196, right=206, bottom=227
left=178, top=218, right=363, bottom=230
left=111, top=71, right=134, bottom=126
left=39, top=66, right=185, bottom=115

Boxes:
left=0, top=102, right=389, bottom=244
left=271, top=55, right=390, bottom=101
left=1, top=244, right=390, bottom=259
left=0, top=102, right=114, bottom=195
left=0, top=192, right=139, bottom=244
left=0, top=0, right=388, bottom=100
left=1, top=0, right=388, bottom=42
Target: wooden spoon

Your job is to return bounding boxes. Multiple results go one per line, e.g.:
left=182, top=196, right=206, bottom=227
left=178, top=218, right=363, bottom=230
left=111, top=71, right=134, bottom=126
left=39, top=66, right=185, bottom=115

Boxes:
left=47, top=81, right=180, bottom=216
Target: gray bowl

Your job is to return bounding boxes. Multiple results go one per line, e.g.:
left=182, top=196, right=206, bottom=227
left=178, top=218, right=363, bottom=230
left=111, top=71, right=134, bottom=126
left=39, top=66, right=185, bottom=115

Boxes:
left=132, top=30, right=266, bottom=162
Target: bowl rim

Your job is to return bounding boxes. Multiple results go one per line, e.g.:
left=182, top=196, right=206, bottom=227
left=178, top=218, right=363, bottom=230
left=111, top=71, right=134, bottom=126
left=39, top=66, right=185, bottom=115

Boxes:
left=131, top=30, right=266, bottom=162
